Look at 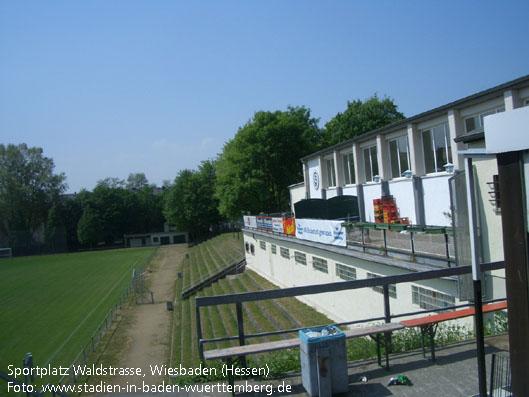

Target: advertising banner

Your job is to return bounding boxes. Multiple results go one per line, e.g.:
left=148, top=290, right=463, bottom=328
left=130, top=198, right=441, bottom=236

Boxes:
left=256, top=216, right=273, bottom=231
left=283, top=218, right=296, bottom=235
left=295, top=219, right=346, bottom=247
left=243, top=216, right=257, bottom=229
left=272, top=218, right=284, bottom=233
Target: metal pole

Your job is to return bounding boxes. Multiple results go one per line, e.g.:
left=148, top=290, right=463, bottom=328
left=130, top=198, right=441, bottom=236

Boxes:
left=464, top=156, right=487, bottom=397
left=383, top=285, right=392, bottom=360
left=196, top=302, right=204, bottom=361
left=236, top=302, right=247, bottom=367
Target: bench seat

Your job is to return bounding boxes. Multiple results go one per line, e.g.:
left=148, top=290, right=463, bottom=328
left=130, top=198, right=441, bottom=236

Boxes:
left=203, top=322, right=404, bottom=362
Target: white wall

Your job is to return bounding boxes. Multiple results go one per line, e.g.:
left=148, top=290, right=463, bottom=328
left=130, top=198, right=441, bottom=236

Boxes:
left=342, top=185, right=357, bottom=197
left=422, top=174, right=452, bottom=226
left=326, top=187, right=339, bottom=199
left=362, top=183, right=381, bottom=222
left=388, top=179, right=416, bottom=224
left=289, top=184, right=306, bottom=215
left=244, top=231, right=468, bottom=327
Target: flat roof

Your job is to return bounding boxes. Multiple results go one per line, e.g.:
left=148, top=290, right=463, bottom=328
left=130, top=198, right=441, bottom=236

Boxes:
left=302, top=74, right=529, bottom=161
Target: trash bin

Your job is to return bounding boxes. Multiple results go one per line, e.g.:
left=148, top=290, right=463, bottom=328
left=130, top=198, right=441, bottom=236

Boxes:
left=299, top=325, right=348, bottom=396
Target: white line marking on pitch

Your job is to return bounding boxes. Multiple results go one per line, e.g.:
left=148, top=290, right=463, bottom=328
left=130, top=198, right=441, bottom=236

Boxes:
left=44, top=255, right=144, bottom=367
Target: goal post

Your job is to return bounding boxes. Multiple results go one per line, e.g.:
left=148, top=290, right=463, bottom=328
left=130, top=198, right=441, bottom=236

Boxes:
left=0, top=248, right=12, bottom=259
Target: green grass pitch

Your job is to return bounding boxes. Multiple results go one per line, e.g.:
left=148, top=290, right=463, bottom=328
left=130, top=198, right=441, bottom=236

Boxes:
left=0, top=247, right=155, bottom=382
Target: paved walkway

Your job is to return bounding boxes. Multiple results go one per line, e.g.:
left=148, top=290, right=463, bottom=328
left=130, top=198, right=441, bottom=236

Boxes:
left=100, top=336, right=508, bottom=396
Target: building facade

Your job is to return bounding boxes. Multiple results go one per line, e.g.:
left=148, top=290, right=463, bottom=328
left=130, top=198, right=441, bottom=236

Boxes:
left=243, top=75, right=529, bottom=327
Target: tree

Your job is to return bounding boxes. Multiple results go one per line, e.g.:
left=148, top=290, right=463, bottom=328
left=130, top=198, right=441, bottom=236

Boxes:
left=126, top=172, right=150, bottom=190
left=0, top=144, right=67, bottom=251
left=215, top=106, right=321, bottom=220
left=164, top=160, right=221, bottom=236
left=77, top=207, right=103, bottom=248
left=321, top=94, right=405, bottom=147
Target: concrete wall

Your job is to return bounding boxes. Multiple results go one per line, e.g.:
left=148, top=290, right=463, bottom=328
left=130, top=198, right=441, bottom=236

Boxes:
left=244, top=231, right=468, bottom=327
left=362, top=183, right=381, bottom=223
left=326, top=187, right=339, bottom=199
left=388, top=178, right=416, bottom=224
left=422, top=174, right=452, bottom=226
left=289, top=183, right=306, bottom=215
left=342, top=185, right=358, bottom=197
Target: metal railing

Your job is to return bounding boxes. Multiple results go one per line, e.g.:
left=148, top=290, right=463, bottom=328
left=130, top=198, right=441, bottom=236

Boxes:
left=243, top=222, right=455, bottom=267
left=195, top=261, right=505, bottom=361
left=490, top=352, right=512, bottom=397
left=345, top=225, right=455, bottom=266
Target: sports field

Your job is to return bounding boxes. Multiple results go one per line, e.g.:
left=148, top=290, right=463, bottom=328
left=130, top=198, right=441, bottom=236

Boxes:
left=0, top=247, right=155, bottom=383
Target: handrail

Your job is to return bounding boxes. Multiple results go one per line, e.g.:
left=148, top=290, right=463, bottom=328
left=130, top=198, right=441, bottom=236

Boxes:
left=196, top=261, right=503, bottom=307
left=195, top=261, right=505, bottom=360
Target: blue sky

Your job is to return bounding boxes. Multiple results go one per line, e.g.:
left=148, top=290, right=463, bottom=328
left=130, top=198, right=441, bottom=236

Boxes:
left=1, top=1, right=528, bottom=193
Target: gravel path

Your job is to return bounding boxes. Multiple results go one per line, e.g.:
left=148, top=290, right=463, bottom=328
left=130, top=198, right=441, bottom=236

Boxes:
left=110, top=245, right=187, bottom=388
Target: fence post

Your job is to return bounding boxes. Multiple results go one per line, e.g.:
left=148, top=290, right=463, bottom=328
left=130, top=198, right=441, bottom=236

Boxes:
left=361, top=228, right=366, bottom=252
left=444, top=232, right=451, bottom=267
left=383, top=285, right=392, bottom=364
left=383, top=229, right=388, bottom=255
left=410, top=232, right=415, bottom=256
left=236, top=302, right=247, bottom=367
left=196, top=303, right=204, bottom=361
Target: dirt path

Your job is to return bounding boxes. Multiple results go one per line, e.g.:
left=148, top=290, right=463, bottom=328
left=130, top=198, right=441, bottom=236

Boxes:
left=110, top=245, right=186, bottom=388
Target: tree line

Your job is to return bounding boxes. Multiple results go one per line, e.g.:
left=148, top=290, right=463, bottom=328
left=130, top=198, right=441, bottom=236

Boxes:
left=0, top=95, right=403, bottom=255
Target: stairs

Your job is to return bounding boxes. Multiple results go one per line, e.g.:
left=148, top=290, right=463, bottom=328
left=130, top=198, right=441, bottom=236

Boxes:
left=181, top=258, right=246, bottom=298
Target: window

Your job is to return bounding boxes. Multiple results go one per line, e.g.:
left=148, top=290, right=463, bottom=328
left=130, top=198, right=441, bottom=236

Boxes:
left=259, top=241, right=266, bottom=250
left=524, top=98, right=529, bottom=106
left=363, top=146, right=379, bottom=182
left=367, top=272, right=397, bottom=298
left=342, top=153, right=355, bottom=185
left=326, top=158, right=336, bottom=187
left=280, top=247, right=290, bottom=259
left=271, top=244, right=277, bottom=254
left=389, top=136, right=410, bottom=178
left=294, top=251, right=307, bottom=265
left=412, top=285, right=455, bottom=310
left=312, top=256, right=328, bottom=273
left=336, top=263, right=356, bottom=281
left=421, top=124, right=452, bottom=174
left=250, top=244, right=255, bottom=255
left=153, top=236, right=159, bottom=243
left=464, top=107, right=505, bottom=133
left=245, top=242, right=250, bottom=253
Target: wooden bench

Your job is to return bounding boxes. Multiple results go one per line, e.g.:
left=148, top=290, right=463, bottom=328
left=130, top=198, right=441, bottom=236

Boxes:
left=400, top=301, right=508, bottom=361
left=203, top=322, right=404, bottom=387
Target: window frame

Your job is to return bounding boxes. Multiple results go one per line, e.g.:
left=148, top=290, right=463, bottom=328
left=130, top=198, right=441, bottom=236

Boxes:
left=259, top=241, right=266, bottom=251
left=421, top=124, right=452, bottom=174
left=342, top=152, right=355, bottom=185
left=325, top=158, right=336, bottom=187
left=366, top=272, right=397, bottom=298
left=294, top=251, right=307, bottom=266
left=280, top=247, right=290, bottom=259
left=363, top=145, right=379, bottom=182
left=388, top=135, right=410, bottom=179
left=312, top=256, right=328, bottom=273
left=336, top=263, right=356, bottom=281
left=271, top=244, right=277, bottom=254
left=464, top=106, right=505, bottom=134
left=411, top=285, right=455, bottom=310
